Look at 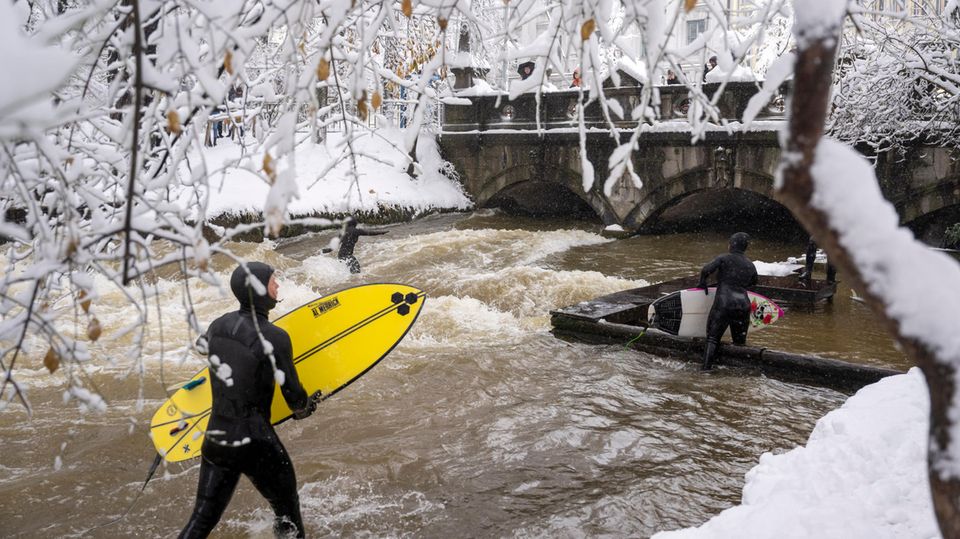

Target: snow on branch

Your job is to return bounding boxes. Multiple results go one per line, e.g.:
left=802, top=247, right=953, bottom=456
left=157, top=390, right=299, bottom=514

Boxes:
left=0, top=0, right=463, bottom=413
left=777, top=1, right=960, bottom=533
left=830, top=11, right=960, bottom=153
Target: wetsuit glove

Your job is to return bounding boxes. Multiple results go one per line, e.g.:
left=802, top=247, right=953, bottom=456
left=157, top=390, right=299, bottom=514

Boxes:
left=293, top=391, right=322, bottom=420
left=195, top=335, right=209, bottom=356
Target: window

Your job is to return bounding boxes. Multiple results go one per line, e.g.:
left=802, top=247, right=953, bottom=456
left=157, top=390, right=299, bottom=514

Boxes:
left=687, top=19, right=707, bottom=44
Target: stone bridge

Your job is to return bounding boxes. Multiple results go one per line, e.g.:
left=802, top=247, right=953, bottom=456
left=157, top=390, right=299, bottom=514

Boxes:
left=438, top=81, right=960, bottom=243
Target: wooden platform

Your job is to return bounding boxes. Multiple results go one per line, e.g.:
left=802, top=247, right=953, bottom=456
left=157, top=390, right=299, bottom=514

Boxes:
left=550, top=276, right=900, bottom=393
left=553, top=274, right=837, bottom=327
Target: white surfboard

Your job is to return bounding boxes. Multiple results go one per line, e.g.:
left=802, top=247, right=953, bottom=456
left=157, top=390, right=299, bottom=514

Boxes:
left=647, top=287, right=783, bottom=338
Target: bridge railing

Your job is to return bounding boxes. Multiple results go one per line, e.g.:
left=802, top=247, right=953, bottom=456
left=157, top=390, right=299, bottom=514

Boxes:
left=441, top=80, right=786, bottom=133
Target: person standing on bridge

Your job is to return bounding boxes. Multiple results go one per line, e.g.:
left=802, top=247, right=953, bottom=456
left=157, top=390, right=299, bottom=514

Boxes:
left=517, top=61, right=535, bottom=81
left=696, top=232, right=758, bottom=371
left=703, top=55, right=718, bottom=82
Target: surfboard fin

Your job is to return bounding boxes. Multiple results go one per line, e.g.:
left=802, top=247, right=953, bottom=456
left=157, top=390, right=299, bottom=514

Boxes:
left=141, top=453, right=163, bottom=492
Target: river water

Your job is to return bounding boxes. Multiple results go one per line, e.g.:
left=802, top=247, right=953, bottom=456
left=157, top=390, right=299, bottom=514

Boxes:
left=0, top=212, right=908, bottom=537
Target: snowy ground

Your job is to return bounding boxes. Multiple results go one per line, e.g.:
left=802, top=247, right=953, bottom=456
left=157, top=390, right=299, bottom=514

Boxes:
left=655, top=368, right=941, bottom=539
left=185, top=129, right=472, bottom=219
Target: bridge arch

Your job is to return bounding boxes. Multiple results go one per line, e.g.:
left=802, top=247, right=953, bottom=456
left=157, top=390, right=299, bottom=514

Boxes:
left=897, top=177, right=960, bottom=224
left=477, top=163, right=609, bottom=220
left=625, top=161, right=804, bottom=238
left=624, top=163, right=775, bottom=223
left=904, top=199, right=960, bottom=246
left=441, top=90, right=960, bottom=242
left=637, top=187, right=804, bottom=239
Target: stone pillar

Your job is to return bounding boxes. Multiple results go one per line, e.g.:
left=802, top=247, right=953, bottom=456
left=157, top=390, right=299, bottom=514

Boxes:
left=450, top=24, right=488, bottom=90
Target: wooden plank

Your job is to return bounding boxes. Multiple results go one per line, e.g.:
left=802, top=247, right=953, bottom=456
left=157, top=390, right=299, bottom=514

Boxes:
left=593, top=274, right=834, bottom=307
left=550, top=315, right=902, bottom=393
left=551, top=301, right=648, bottom=324
left=549, top=274, right=837, bottom=325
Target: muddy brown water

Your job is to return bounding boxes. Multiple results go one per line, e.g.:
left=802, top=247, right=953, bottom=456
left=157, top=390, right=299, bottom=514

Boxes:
left=0, top=211, right=910, bottom=537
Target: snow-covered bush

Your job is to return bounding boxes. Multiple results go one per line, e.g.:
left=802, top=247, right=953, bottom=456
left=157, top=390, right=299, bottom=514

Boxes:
left=830, top=10, right=960, bottom=153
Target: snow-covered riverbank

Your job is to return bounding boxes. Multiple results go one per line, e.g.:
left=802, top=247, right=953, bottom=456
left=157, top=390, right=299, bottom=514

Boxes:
left=655, top=369, right=940, bottom=538
left=189, top=129, right=472, bottom=222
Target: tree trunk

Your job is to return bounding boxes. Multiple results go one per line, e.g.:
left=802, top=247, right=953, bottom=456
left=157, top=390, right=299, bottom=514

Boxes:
left=776, top=18, right=960, bottom=539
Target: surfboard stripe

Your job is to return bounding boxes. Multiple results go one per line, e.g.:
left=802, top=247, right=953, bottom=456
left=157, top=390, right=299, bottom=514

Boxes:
left=151, top=408, right=206, bottom=429
left=271, top=282, right=422, bottom=323
left=273, top=290, right=427, bottom=424
left=293, top=291, right=426, bottom=364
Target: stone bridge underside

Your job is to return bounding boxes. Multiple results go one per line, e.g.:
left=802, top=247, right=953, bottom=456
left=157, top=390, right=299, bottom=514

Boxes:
left=443, top=130, right=786, bottom=230
left=440, top=131, right=960, bottom=241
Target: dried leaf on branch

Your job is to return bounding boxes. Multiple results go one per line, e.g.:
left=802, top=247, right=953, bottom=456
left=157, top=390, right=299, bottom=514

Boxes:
left=87, top=318, right=102, bottom=342
left=581, top=19, right=595, bottom=42
left=166, top=110, right=181, bottom=135
left=43, top=347, right=60, bottom=374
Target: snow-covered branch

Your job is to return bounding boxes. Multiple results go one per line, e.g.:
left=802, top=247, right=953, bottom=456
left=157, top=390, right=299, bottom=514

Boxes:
left=775, top=1, right=960, bottom=535
left=0, top=0, right=459, bottom=413
left=830, top=9, right=960, bottom=153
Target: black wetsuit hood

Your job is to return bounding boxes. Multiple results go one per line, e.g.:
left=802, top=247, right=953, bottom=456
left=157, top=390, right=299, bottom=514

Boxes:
left=729, top=232, right=750, bottom=254
left=229, top=262, right=276, bottom=317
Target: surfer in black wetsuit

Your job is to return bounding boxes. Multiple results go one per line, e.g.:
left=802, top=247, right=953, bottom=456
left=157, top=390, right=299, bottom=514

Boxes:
left=336, top=217, right=388, bottom=274
left=799, top=237, right=837, bottom=284
left=180, top=262, right=317, bottom=539
left=697, top=232, right=759, bottom=371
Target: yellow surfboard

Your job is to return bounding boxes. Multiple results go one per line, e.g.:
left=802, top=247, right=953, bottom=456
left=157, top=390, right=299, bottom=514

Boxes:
left=149, top=283, right=425, bottom=462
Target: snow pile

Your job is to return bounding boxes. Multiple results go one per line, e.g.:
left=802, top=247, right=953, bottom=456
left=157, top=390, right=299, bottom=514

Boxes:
left=786, top=251, right=827, bottom=266
left=753, top=260, right=802, bottom=276
left=456, top=79, right=503, bottom=96
left=185, top=129, right=472, bottom=219
left=705, top=64, right=757, bottom=83
left=655, top=369, right=941, bottom=539
left=615, top=57, right=650, bottom=86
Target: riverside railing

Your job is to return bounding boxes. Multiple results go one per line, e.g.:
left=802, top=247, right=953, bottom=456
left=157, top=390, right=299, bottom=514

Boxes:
left=441, top=80, right=787, bottom=133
